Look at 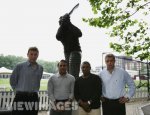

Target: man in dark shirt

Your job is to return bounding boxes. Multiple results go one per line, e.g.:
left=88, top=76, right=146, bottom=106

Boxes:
left=74, top=61, right=102, bottom=115
left=56, top=13, right=82, bottom=78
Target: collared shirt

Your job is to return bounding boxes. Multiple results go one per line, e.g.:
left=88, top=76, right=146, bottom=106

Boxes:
left=99, top=67, right=135, bottom=99
left=48, top=73, right=75, bottom=101
left=10, top=61, right=43, bottom=92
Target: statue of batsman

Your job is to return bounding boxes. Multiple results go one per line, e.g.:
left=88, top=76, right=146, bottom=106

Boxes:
left=56, top=3, right=82, bottom=78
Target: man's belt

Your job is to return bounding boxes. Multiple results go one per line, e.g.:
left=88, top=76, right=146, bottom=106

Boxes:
left=16, top=91, right=37, bottom=96
left=103, top=97, right=119, bottom=102
left=55, top=99, right=68, bottom=103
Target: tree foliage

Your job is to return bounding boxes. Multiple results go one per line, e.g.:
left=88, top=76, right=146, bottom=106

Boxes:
left=0, top=54, right=57, bottom=73
left=84, top=0, right=150, bottom=60
left=38, top=60, right=58, bottom=73
left=0, top=54, right=26, bottom=69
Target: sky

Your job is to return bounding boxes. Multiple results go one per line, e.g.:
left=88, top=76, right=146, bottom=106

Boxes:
left=0, top=0, right=117, bottom=68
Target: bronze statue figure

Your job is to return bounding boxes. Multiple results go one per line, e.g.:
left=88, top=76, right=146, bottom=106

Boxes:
left=56, top=3, right=82, bottom=78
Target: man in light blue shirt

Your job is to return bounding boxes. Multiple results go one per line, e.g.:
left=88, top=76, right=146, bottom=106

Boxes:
left=10, top=47, right=43, bottom=115
left=99, top=54, right=135, bottom=115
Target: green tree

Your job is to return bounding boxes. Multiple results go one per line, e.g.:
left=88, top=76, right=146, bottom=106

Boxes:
left=84, top=0, right=150, bottom=60
left=0, top=54, right=57, bottom=73
left=0, top=54, right=25, bottom=69
left=37, top=60, right=58, bottom=73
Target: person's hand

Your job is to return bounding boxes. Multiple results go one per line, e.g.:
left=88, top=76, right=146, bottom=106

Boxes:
left=64, top=100, right=72, bottom=110
left=79, top=100, right=91, bottom=112
left=55, top=101, right=65, bottom=112
left=59, top=13, right=70, bottom=26
left=62, top=13, right=70, bottom=20
left=100, top=97, right=105, bottom=102
left=82, top=102, right=91, bottom=112
left=119, top=97, right=129, bottom=103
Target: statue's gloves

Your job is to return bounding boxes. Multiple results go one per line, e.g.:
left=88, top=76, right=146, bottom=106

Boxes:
left=59, top=13, right=70, bottom=26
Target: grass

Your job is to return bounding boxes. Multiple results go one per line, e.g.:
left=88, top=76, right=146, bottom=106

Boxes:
left=40, top=79, right=48, bottom=90
left=0, top=79, right=10, bottom=91
left=0, top=78, right=48, bottom=91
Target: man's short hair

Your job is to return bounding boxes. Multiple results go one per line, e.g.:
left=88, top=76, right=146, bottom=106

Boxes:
left=81, top=61, right=91, bottom=67
left=57, top=59, right=68, bottom=67
left=27, top=47, right=39, bottom=54
left=105, top=54, right=115, bottom=61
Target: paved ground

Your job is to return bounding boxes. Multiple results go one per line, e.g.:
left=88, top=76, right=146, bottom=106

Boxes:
left=38, top=99, right=150, bottom=115
left=141, top=104, right=150, bottom=115
left=126, top=99, right=150, bottom=115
